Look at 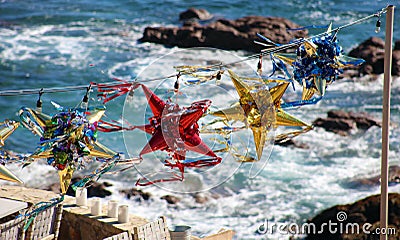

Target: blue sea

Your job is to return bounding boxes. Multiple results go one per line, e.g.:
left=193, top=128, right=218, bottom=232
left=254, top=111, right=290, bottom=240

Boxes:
left=1, top=0, right=400, bottom=239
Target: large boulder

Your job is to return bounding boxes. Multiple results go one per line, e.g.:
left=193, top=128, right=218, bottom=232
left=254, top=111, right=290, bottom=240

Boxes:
left=179, top=8, right=213, bottom=21
left=119, top=188, right=152, bottom=201
left=327, top=110, right=381, bottom=130
left=313, top=110, right=380, bottom=136
left=343, top=165, right=400, bottom=189
left=392, top=48, right=400, bottom=76
left=44, top=176, right=112, bottom=198
left=395, top=40, right=400, bottom=51
left=307, top=193, right=400, bottom=240
left=348, top=37, right=400, bottom=76
left=139, top=16, right=307, bottom=52
left=313, top=117, right=355, bottom=136
left=161, top=194, right=181, bottom=204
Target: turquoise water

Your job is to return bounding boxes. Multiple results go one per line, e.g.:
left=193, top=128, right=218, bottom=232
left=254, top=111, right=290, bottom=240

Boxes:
left=1, top=1, right=400, bottom=239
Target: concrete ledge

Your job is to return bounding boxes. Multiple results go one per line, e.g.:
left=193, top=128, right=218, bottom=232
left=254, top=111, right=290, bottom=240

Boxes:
left=0, top=185, right=148, bottom=240
left=60, top=196, right=148, bottom=240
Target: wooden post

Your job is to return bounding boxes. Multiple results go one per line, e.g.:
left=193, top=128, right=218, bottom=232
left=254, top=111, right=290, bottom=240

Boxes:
left=380, top=5, right=395, bottom=240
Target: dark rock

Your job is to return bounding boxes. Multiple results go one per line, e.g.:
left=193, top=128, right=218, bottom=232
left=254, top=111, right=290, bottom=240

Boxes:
left=274, top=138, right=309, bottom=149
left=44, top=177, right=112, bottom=198
left=392, top=50, right=400, bottom=76
left=161, top=195, right=181, bottom=204
left=182, top=21, right=201, bottom=27
left=344, top=165, right=400, bottom=189
left=179, top=8, right=212, bottom=21
left=139, top=16, right=307, bottom=52
left=328, top=110, right=381, bottom=129
left=313, top=110, right=380, bottom=135
left=349, top=37, right=384, bottom=75
left=119, top=188, right=152, bottom=201
left=68, top=177, right=112, bottom=198
left=344, top=176, right=380, bottom=189
left=362, top=64, right=374, bottom=75
left=313, top=117, right=354, bottom=136
left=349, top=37, right=400, bottom=76
left=339, top=69, right=361, bottom=79
left=307, top=193, right=400, bottom=240
left=103, top=181, right=113, bottom=187
left=394, top=40, right=400, bottom=51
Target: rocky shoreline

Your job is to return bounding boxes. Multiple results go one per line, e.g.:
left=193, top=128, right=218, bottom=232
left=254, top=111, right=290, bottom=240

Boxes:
left=349, top=37, right=400, bottom=76
left=139, top=7, right=308, bottom=53
left=139, top=15, right=307, bottom=53
left=307, top=193, right=400, bottom=240
left=312, top=110, right=381, bottom=136
left=138, top=8, right=400, bottom=77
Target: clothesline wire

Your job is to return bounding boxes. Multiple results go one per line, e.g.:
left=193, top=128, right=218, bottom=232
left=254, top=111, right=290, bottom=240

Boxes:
left=0, top=7, right=387, bottom=97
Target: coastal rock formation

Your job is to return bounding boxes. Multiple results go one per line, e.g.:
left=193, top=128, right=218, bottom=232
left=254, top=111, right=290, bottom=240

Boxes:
left=393, top=48, right=400, bottom=76
left=348, top=37, right=400, bottom=76
left=44, top=177, right=112, bottom=198
left=192, top=192, right=209, bottom=204
left=396, top=40, right=400, bottom=51
left=179, top=8, right=213, bottom=21
left=274, top=138, right=309, bottom=149
left=161, top=195, right=181, bottom=204
left=139, top=15, right=307, bottom=52
left=68, top=177, right=112, bottom=198
left=313, top=118, right=353, bottom=136
left=343, top=165, right=400, bottom=189
left=119, top=188, right=152, bottom=201
left=307, top=193, right=400, bottom=240
left=327, top=110, right=381, bottom=130
left=313, top=110, right=380, bottom=136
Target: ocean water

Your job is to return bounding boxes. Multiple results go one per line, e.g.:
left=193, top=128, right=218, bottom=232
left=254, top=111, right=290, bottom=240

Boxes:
left=1, top=0, right=400, bottom=239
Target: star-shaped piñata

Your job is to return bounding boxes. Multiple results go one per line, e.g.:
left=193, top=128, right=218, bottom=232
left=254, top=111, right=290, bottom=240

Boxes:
left=269, top=82, right=311, bottom=128
left=137, top=84, right=219, bottom=161
left=211, top=70, right=311, bottom=160
left=19, top=105, right=117, bottom=193
left=133, top=84, right=220, bottom=184
left=211, top=70, right=275, bottom=160
left=272, top=23, right=364, bottom=100
left=0, top=120, right=23, bottom=184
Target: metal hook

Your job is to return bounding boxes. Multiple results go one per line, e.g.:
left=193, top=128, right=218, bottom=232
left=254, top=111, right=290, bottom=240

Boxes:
left=36, top=88, right=43, bottom=108
left=81, top=84, right=92, bottom=109
left=35, top=88, right=44, bottom=113
left=375, top=14, right=381, bottom=33
left=83, top=84, right=92, bottom=101
left=174, top=72, right=181, bottom=92
left=216, top=69, right=223, bottom=80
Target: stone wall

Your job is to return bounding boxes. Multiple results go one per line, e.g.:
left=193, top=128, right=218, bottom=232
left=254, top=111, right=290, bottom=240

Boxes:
left=59, top=208, right=122, bottom=240
left=59, top=196, right=148, bottom=240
